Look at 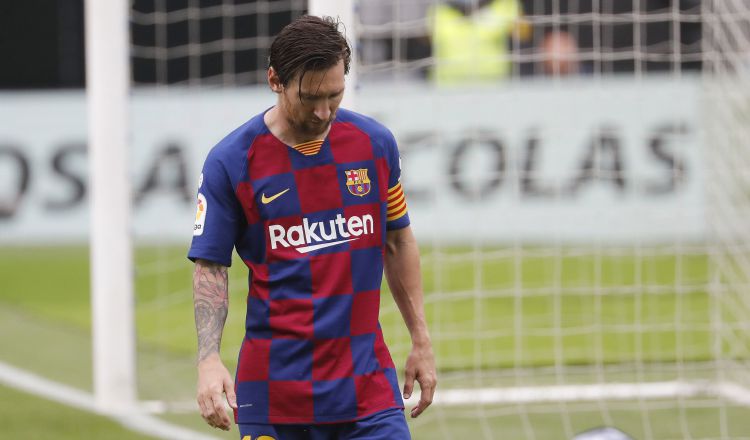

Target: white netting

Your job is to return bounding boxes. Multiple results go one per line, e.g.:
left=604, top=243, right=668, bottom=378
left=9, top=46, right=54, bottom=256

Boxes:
left=130, top=0, right=307, bottom=85
left=703, top=0, right=750, bottom=411
left=356, top=0, right=704, bottom=80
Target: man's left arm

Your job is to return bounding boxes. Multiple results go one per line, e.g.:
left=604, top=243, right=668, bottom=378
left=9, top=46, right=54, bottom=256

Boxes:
left=384, top=225, right=437, bottom=418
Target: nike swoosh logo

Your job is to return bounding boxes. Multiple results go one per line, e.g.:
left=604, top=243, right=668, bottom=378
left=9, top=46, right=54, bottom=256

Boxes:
left=261, top=188, right=290, bottom=204
left=296, top=238, right=358, bottom=253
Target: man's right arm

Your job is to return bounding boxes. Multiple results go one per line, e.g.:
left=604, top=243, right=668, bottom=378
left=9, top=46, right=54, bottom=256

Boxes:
left=193, top=258, right=237, bottom=431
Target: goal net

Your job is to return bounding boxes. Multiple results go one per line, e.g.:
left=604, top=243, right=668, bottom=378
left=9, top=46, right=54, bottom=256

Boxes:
left=122, top=1, right=750, bottom=439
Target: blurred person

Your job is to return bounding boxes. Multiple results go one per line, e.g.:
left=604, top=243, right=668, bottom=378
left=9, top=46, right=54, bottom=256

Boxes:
left=520, top=0, right=702, bottom=75
left=541, top=30, right=581, bottom=76
left=188, top=15, right=436, bottom=439
left=430, top=0, right=530, bottom=84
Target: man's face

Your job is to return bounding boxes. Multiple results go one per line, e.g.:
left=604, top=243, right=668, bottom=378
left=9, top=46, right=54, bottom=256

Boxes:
left=272, top=60, right=345, bottom=138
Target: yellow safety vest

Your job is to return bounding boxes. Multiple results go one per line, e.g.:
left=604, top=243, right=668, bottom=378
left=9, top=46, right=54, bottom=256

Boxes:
left=430, top=0, right=521, bottom=84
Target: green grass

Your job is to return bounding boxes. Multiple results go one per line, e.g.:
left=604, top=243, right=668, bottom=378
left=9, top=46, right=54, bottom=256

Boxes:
left=0, top=384, right=158, bottom=440
left=1, top=244, right=748, bottom=439
left=0, top=245, right=713, bottom=366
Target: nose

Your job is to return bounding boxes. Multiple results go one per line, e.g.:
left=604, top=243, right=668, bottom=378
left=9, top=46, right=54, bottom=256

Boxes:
left=313, top=102, right=331, bottom=121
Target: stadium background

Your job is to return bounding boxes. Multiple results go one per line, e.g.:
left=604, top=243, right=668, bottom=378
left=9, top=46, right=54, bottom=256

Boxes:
left=2, top=1, right=749, bottom=439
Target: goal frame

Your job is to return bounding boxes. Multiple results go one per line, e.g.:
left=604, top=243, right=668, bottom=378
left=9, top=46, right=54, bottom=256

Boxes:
left=85, top=0, right=136, bottom=414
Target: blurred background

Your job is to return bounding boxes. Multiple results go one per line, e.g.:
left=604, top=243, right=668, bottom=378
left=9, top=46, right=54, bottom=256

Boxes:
left=1, top=0, right=750, bottom=439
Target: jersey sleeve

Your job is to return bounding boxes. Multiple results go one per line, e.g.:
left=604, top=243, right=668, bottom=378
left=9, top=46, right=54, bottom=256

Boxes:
left=384, top=131, right=411, bottom=231
left=187, top=148, right=243, bottom=267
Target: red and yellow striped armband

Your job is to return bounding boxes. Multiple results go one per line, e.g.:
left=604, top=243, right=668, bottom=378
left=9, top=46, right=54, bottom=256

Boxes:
left=386, top=182, right=408, bottom=222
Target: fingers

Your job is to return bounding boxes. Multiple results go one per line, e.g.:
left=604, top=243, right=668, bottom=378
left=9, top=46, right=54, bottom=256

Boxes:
left=196, top=358, right=235, bottom=430
left=197, top=387, right=232, bottom=430
left=197, top=391, right=221, bottom=429
left=409, top=385, right=434, bottom=418
left=409, top=392, right=432, bottom=418
left=224, top=376, right=238, bottom=410
left=211, top=393, right=232, bottom=430
left=409, top=372, right=437, bottom=418
left=403, top=368, right=415, bottom=400
left=197, top=398, right=212, bottom=427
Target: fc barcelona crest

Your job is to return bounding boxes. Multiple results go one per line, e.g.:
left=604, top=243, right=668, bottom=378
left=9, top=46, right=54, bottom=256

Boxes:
left=344, top=168, right=371, bottom=197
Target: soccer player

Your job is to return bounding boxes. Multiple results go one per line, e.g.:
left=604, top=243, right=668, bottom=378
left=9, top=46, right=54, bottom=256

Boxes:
left=188, top=15, right=436, bottom=439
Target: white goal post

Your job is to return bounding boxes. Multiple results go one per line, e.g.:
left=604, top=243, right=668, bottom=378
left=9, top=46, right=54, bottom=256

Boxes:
left=85, top=0, right=136, bottom=413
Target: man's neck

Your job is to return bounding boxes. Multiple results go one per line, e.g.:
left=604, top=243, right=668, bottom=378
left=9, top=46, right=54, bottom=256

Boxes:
left=264, top=106, right=330, bottom=146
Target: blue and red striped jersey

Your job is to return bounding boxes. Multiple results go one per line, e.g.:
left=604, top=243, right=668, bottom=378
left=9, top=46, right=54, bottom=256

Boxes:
left=188, top=108, right=410, bottom=424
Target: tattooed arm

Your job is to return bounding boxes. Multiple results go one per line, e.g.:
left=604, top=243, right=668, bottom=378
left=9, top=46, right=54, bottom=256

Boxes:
left=193, top=259, right=237, bottom=431
left=194, top=258, right=230, bottom=361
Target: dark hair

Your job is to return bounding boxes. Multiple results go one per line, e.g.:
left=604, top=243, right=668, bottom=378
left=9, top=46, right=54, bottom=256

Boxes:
left=268, top=15, right=352, bottom=88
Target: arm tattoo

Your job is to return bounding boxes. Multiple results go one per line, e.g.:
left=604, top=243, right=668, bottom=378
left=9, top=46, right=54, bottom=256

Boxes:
left=193, top=260, right=229, bottom=362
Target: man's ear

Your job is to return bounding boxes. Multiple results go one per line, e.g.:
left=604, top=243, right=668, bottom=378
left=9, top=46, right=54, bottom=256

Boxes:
left=268, top=67, right=283, bottom=93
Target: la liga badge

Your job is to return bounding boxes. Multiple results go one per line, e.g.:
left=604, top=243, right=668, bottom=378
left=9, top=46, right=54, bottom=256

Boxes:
left=344, top=168, right=371, bottom=197
left=193, top=193, right=207, bottom=236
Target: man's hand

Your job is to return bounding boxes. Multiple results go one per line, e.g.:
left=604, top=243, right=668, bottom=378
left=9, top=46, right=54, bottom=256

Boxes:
left=193, top=259, right=233, bottom=429
left=402, top=341, right=437, bottom=418
left=197, top=353, right=237, bottom=430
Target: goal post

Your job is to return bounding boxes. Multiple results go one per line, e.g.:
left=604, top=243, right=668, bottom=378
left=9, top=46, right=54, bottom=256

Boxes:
left=85, top=0, right=136, bottom=413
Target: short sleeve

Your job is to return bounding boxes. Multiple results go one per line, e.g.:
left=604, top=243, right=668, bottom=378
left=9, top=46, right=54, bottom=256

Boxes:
left=187, top=148, right=243, bottom=267
left=384, top=131, right=410, bottom=231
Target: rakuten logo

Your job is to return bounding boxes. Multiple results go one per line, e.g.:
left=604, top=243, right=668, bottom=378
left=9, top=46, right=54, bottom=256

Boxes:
left=269, top=214, right=374, bottom=253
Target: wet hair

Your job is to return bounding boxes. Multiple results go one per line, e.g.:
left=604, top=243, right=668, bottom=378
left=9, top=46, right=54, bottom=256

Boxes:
left=268, top=15, right=351, bottom=91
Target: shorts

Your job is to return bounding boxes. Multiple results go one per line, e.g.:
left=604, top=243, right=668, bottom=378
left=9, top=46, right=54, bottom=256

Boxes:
left=238, top=408, right=411, bottom=440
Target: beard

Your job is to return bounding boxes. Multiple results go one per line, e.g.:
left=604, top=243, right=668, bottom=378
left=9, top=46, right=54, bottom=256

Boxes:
left=291, top=112, right=336, bottom=137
